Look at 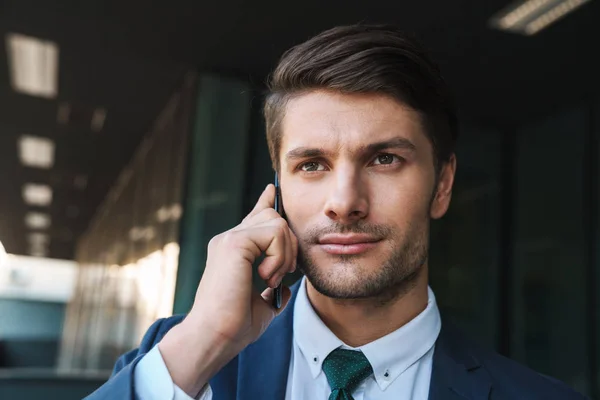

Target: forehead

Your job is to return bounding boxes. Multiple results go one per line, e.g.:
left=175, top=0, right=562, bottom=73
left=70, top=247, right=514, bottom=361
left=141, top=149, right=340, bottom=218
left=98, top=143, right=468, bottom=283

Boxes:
left=280, top=90, right=428, bottom=154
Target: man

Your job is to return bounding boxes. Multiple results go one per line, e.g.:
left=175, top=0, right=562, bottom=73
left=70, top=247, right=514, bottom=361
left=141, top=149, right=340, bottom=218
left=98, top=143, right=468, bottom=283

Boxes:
left=87, top=24, right=585, bottom=400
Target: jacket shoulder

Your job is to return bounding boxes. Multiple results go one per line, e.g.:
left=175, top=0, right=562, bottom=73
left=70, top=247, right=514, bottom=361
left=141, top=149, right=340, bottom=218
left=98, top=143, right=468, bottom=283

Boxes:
left=465, top=337, right=586, bottom=399
left=482, top=349, right=587, bottom=399
left=439, top=322, right=587, bottom=399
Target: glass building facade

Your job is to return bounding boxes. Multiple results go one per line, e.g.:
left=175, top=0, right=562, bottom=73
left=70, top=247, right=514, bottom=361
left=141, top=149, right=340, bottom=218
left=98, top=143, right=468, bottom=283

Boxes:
left=59, top=75, right=600, bottom=397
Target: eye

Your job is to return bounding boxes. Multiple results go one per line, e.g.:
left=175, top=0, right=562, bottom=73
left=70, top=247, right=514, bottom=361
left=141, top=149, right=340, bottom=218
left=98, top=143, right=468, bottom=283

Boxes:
left=300, top=161, right=326, bottom=172
left=372, top=154, right=401, bottom=166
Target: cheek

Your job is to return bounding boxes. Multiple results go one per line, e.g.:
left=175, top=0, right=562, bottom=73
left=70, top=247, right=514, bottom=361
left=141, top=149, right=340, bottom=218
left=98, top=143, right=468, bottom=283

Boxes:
left=281, top=188, right=320, bottom=228
left=370, top=172, right=434, bottom=223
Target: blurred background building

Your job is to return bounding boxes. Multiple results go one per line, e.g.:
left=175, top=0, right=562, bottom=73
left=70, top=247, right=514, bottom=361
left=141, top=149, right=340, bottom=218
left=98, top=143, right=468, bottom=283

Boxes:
left=0, top=0, right=599, bottom=398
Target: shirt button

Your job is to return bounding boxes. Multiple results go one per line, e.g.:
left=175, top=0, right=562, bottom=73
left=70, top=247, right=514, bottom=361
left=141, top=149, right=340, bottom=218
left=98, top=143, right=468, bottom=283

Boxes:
left=383, top=370, right=390, bottom=380
left=313, top=355, right=319, bottom=363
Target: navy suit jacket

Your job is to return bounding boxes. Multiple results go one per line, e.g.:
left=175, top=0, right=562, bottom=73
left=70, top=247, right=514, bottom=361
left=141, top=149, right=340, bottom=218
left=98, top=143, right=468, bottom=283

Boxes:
left=87, top=282, right=586, bottom=399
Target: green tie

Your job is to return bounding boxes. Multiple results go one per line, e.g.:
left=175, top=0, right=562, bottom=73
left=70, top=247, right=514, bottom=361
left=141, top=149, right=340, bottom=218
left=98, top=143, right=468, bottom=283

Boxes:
left=322, top=348, right=374, bottom=400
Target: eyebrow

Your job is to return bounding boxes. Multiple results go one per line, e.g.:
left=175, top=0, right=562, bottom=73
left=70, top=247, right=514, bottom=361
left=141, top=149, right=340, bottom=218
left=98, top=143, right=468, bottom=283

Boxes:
left=284, top=137, right=417, bottom=162
left=285, top=147, right=333, bottom=161
left=363, top=137, right=417, bottom=154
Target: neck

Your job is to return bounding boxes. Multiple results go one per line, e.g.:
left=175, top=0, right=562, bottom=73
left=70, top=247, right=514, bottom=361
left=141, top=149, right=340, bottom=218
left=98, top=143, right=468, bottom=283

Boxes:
left=305, top=266, right=429, bottom=348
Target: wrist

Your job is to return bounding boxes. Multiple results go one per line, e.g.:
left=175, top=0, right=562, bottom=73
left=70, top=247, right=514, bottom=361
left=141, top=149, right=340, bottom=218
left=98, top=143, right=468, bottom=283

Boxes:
left=158, top=317, right=239, bottom=397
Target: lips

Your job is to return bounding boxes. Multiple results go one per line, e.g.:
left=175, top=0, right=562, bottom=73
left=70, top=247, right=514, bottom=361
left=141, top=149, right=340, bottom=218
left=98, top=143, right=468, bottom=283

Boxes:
left=317, top=234, right=381, bottom=255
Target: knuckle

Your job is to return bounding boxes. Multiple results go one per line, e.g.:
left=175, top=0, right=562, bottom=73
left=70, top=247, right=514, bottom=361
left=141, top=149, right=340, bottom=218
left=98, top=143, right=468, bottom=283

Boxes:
left=260, top=208, right=280, bottom=220
left=208, top=234, right=221, bottom=249
left=272, top=252, right=286, bottom=266
left=274, top=223, right=288, bottom=238
left=274, top=217, right=288, bottom=230
left=220, top=231, right=241, bottom=248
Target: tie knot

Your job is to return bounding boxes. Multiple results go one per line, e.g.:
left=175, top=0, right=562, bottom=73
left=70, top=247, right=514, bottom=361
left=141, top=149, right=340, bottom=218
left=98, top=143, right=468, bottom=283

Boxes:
left=322, top=348, right=373, bottom=396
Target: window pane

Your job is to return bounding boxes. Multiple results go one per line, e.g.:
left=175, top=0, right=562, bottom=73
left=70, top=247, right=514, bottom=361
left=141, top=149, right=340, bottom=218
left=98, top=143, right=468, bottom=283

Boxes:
left=512, top=107, right=588, bottom=393
left=595, top=101, right=600, bottom=395
left=430, top=127, right=502, bottom=347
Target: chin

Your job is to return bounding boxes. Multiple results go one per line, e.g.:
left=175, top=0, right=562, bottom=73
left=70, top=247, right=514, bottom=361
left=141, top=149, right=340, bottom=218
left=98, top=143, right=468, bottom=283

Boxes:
left=300, top=256, right=385, bottom=299
left=297, top=222, right=429, bottom=300
left=298, top=244, right=425, bottom=302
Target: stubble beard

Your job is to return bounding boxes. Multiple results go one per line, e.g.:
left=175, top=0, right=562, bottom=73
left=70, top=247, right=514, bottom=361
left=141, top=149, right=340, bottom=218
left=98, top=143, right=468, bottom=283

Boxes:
left=296, top=220, right=430, bottom=306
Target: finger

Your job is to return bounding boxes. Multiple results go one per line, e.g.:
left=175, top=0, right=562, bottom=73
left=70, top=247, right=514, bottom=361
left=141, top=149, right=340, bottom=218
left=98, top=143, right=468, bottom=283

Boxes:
left=274, top=223, right=292, bottom=285
left=261, top=285, right=292, bottom=315
left=256, top=231, right=287, bottom=285
left=290, top=230, right=298, bottom=273
left=258, top=222, right=296, bottom=287
left=244, top=184, right=276, bottom=222
left=233, top=218, right=293, bottom=286
left=237, top=207, right=280, bottom=230
left=258, top=219, right=293, bottom=287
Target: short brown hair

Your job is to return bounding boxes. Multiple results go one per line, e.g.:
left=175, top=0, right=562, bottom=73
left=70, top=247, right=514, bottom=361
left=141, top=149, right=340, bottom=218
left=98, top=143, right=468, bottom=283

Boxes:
left=264, top=24, right=458, bottom=173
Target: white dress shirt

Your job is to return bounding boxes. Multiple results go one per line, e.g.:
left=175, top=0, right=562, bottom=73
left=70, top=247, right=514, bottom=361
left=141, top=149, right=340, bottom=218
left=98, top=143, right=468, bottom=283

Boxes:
left=134, top=277, right=441, bottom=400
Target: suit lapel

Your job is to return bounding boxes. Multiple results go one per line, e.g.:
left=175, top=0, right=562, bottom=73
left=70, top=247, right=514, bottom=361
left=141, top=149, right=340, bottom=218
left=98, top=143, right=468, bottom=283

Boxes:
left=230, top=283, right=493, bottom=400
left=429, top=321, right=492, bottom=400
left=236, top=282, right=301, bottom=399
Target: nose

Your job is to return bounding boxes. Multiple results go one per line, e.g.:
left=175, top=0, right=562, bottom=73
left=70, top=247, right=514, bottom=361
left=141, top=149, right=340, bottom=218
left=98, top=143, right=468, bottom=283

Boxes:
left=323, top=167, right=369, bottom=224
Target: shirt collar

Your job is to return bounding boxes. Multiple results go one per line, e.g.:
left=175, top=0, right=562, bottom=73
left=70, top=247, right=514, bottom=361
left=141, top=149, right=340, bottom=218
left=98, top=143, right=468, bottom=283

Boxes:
left=293, top=276, right=441, bottom=391
left=293, top=277, right=345, bottom=380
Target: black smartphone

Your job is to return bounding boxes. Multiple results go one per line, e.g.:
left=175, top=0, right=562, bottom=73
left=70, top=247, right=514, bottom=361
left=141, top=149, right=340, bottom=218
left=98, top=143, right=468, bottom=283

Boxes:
left=273, top=172, right=283, bottom=309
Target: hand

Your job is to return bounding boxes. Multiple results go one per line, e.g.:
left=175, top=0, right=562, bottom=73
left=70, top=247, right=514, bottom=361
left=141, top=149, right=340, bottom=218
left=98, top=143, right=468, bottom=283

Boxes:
left=158, top=184, right=297, bottom=396
left=191, top=183, right=297, bottom=346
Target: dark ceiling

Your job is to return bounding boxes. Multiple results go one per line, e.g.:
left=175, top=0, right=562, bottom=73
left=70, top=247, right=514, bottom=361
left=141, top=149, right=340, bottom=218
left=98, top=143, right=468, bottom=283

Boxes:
left=0, top=0, right=598, bottom=259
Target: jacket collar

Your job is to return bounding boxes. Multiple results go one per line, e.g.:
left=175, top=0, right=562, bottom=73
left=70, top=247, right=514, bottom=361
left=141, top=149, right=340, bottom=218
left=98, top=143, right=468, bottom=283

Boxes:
left=428, top=319, right=492, bottom=400
left=235, top=281, right=492, bottom=400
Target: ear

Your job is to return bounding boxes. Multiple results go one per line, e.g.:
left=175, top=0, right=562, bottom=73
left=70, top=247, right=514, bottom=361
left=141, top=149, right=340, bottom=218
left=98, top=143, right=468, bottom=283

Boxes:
left=430, top=154, right=457, bottom=220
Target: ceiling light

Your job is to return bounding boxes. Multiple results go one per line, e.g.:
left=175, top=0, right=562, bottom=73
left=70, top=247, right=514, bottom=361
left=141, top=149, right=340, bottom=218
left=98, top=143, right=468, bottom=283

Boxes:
left=25, top=212, right=51, bottom=230
left=489, top=0, right=591, bottom=35
left=28, top=233, right=50, bottom=247
left=30, top=242, right=48, bottom=254
left=18, top=135, right=55, bottom=169
left=156, top=207, right=170, bottom=223
left=23, top=183, right=53, bottom=206
left=6, top=33, right=59, bottom=98
left=170, top=204, right=182, bottom=220
left=91, top=108, right=107, bottom=132
left=30, top=249, right=48, bottom=258
left=29, top=241, right=48, bottom=254
left=129, top=226, right=156, bottom=242
left=156, top=204, right=183, bottom=223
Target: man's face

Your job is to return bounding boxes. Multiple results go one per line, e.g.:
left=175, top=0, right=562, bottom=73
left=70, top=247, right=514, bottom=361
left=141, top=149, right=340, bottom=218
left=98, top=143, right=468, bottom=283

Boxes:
left=279, top=90, right=454, bottom=300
